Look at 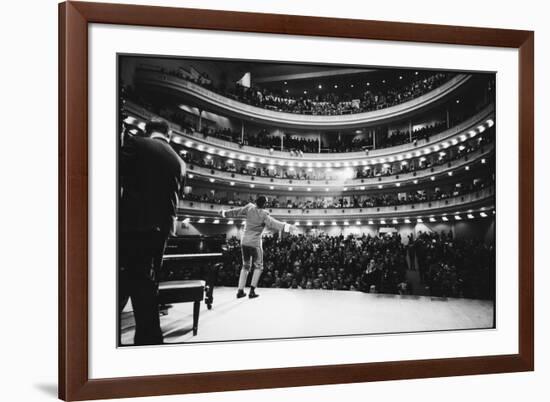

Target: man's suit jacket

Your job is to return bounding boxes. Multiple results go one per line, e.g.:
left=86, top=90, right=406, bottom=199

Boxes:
left=120, top=135, right=186, bottom=235
left=224, top=203, right=286, bottom=247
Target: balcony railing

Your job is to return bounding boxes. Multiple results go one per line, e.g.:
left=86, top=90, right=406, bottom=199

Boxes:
left=178, top=186, right=495, bottom=220
left=136, top=70, right=471, bottom=129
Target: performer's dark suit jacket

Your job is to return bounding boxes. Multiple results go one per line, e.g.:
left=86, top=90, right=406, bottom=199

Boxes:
left=120, top=135, right=186, bottom=236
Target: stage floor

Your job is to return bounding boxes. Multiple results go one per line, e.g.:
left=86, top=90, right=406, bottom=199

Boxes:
left=120, top=287, right=494, bottom=345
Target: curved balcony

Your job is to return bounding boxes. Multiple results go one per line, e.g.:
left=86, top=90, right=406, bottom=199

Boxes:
left=136, top=70, right=471, bottom=130
left=178, top=186, right=495, bottom=221
left=186, top=142, right=493, bottom=191
left=125, top=101, right=494, bottom=163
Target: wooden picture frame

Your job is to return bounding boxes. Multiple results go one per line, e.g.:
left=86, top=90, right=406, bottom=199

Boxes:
left=59, top=1, right=534, bottom=400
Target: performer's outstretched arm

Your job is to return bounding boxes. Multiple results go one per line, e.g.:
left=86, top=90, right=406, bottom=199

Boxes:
left=263, top=214, right=294, bottom=233
left=220, top=205, right=249, bottom=218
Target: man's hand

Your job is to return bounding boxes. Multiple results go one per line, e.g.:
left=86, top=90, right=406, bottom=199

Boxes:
left=284, top=223, right=299, bottom=234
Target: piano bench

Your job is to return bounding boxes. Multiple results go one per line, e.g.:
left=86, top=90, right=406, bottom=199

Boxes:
left=158, top=280, right=205, bottom=336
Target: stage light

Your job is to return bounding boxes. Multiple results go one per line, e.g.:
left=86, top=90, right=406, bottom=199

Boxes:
left=343, top=187, right=348, bottom=191
left=399, top=75, right=403, bottom=80
left=481, top=158, right=486, bottom=164
left=269, top=186, right=274, bottom=190
left=332, top=221, right=337, bottom=226
left=368, top=220, right=374, bottom=225
left=456, top=99, right=460, bottom=104
left=230, top=181, right=235, bottom=186
left=318, top=84, right=322, bottom=89
left=395, top=183, right=401, bottom=187
left=378, top=185, right=383, bottom=189
left=442, top=142, right=450, bottom=149
left=356, top=220, right=361, bottom=225
left=213, top=219, right=220, bottom=224
left=184, top=140, right=193, bottom=147
left=209, top=178, right=215, bottom=183
left=218, top=150, right=226, bottom=156
left=295, top=221, right=300, bottom=226
left=448, top=172, right=453, bottom=176
left=401, top=160, right=408, bottom=165
left=197, top=145, right=205, bottom=151
left=188, top=174, right=194, bottom=179
left=238, top=154, right=245, bottom=160
left=298, top=162, right=303, bottom=167
left=344, top=221, right=349, bottom=226
left=380, top=219, right=386, bottom=225
left=360, top=186, right=366, bottom=190
left=227, top=159, right=234, bottom=164
left=404, top=218, right=411, bottom=224
left=288, top=187, right=293, bottom=191
left=307, top=221, right=313, bottom=226
left=366, top=82, right=370, bottom=86
left=307, top=187, right=312, bottom=191
left=182, top=218, right=190, bottom=224
left=413, top=180, right=418, bottom=184
left=392, top=219, right=398, bottom=224
left=467, top=214, right=474, bottom=219
left=455, top=215, right=462, bottom=220
left=429, top=217, right=436, bottom=222
left=334, top=84, right=338, bottom=88
left=477, top=125, right=486, bottom=133
left=319, top=221, right=325, bottom=226
left=227, top=220, right=234, bottom=225
left=430, top=176, right=435, bottom=181
left=439, top=151, right=446, bottom=157
left=480, top=212, right=488, bottom=218
left=420, top=156, right=426, bottom=162
left=465, top=166, right=470, bottom=171
left=460, top=134, right=467, bottom=141
left=442, top=216, right=449, bottom=222
left=451, top=139, right=458, bottom=145
left=259, top=158, right=266, bottom=164
left=487, top=119, right=495, bottom=127
left=198, top=218, right=205, bottom=223
left=417, top=218, right=423, bottom=223
left=250, top=184, right=255, bottom=188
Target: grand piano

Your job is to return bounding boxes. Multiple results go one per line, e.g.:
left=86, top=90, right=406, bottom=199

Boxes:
left=157, top=235, right=225, bottom=336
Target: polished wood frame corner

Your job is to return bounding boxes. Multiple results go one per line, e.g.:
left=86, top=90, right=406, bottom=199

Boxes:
left=59, top=1, right=534, bottom=400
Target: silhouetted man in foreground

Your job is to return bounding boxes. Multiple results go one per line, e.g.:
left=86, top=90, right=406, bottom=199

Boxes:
left=119, top=119, right=186, bottom=345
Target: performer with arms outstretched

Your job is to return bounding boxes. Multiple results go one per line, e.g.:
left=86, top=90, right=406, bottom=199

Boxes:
left=220, top=196, right=296, bottom=299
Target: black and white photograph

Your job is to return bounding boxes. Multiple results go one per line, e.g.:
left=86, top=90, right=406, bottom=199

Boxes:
left=118, top=55, right=496, bottom=347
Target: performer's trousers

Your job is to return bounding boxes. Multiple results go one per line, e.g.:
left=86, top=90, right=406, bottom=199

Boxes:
left=239, top=244, right=263, bottom=289
left=119, top=229, right=167, bottom=345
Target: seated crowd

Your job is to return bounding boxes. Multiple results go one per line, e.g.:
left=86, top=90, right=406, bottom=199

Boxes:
left=212, top=231, right=494, bottom=300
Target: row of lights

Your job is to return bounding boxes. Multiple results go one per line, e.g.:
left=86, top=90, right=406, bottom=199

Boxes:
left=191, top=164, right=483, bottom=191
left=177, top=119, right=493, bottom=168
left=182, top=211, right=493, bottom=225
left=284, top=72, right=420, bottom=94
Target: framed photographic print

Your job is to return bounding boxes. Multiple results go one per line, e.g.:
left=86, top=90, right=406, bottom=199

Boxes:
left=59, top=1, right=534, bottom=400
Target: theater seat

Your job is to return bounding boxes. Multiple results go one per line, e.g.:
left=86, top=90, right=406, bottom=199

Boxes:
left=158, top=280, right=206, bottom=336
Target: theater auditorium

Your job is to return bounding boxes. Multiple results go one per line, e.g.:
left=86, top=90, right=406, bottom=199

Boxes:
left=118, top=57, right=496, bottom=346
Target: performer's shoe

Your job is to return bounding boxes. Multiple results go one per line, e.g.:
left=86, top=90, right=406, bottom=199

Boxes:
left=236, top=290, right=247, bottom=299
left=249, top=289, right=259, bottom=299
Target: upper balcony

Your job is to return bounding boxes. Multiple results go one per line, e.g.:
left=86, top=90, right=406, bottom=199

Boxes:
left=135, top=69, right=471, bottom=130
left=124, top=101, right=494, bottom=164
